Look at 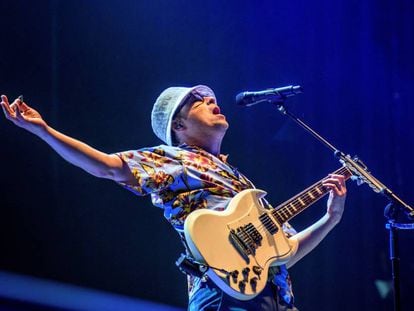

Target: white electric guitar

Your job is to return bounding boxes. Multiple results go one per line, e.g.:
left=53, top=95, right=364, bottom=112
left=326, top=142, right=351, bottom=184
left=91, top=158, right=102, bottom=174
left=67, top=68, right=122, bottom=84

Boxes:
left=184, top=166, right=352, bottom=300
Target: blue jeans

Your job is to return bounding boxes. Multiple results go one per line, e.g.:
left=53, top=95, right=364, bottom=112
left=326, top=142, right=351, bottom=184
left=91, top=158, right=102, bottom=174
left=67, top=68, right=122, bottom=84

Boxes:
left=188, top=279, right=299, bottom=311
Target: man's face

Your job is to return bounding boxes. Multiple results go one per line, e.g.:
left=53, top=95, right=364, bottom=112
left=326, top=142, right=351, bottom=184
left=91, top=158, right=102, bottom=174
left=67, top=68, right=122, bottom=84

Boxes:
left=174, top=94, right=229, bottom=141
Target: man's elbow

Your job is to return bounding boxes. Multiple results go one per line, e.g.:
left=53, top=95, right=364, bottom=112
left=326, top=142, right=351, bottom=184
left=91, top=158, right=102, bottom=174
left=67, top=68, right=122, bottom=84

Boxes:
left=104, top=156, right=137, bottom=185
left=87, top=154, right=128, bottom=181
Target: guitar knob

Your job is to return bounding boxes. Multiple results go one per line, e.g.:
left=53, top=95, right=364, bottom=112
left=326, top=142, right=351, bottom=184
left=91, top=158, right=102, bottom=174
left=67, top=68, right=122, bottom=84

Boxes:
left=250, top=277, right=258, bottom=291
left=242, top=267, right=250, bottom=275
left=252, top=266, right=262, bottom=276
left=231, top=270, right=239, bottom=282
left=238, top=280, right=247, bottom=292
left=231, top=270, right=239, bottom=277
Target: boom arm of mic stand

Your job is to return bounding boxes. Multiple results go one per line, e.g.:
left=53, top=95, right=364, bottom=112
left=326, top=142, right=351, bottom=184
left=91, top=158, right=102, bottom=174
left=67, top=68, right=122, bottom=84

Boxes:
left=339, top=154, right=414, bottom=218
left=276, top=102, right=414, bottom=219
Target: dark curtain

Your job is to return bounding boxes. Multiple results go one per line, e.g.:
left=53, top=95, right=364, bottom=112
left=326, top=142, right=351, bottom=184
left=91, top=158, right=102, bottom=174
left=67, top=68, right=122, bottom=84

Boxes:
left=1, top=0, right=413, bottom=310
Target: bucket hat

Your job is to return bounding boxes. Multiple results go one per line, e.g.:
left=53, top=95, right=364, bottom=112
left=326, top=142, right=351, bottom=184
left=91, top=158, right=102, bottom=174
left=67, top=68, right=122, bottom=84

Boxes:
left=151, top=85, right=215, bottom=145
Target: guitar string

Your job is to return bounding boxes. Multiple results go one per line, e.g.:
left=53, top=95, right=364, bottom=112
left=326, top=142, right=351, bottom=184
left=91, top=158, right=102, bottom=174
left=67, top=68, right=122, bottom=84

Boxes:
left=243, top=192, right=327, bottom=237
left=236, top=166, right=350, bottom=235
left=240, top=167, right=351, bottom=240
left=273, top=166, right=350, bottom=220
left=251, top=166, right=350, bottom=234
left=242, top=193, right=328, bottom=244
left=244, top=182, right=329, bottom=234
left=237, top=168, right=350, bottom=242
left=242, top=167, right=351, bottom=240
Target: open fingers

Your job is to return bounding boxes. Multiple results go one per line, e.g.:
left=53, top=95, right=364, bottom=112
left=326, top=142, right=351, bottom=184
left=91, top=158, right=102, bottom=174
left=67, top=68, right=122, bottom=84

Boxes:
left=1, top=95, right=26, bottom=121
left=14, top=103, right=23, bottom=120
left=10, top=102, right=18, bottom=113
left=1, top=95, right=10, bottom=106
left=323, top=174, right=347, bottom=196
left=1, top=101, right=9, bottom=118
left=324, top=183, right=345, bottom=196
left=19, top=102, right=30, bottom=112
left=14, top=97, right=28, bottom=114
left=1, top=95, right=15, bottom=118
left=7, top=97, right=26, bottom=112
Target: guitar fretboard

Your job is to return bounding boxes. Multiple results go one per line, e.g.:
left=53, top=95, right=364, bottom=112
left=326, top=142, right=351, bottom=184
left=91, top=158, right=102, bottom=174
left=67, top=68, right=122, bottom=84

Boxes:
left=271, top=166, right=352, bottom=224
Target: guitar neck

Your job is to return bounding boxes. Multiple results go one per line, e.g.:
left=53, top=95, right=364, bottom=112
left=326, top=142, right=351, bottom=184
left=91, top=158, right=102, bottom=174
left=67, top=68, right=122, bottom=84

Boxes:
left=271, top=166, right=352, bottom=224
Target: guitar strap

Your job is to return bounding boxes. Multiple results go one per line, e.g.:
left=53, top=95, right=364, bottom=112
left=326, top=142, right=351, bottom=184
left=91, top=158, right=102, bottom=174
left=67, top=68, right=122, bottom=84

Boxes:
left=178, top=231, right=191, bottom=255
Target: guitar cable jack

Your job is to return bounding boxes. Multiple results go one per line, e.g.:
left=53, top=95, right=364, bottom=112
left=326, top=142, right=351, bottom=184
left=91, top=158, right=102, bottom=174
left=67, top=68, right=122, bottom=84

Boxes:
left=175, top=253, right=229, bottom=278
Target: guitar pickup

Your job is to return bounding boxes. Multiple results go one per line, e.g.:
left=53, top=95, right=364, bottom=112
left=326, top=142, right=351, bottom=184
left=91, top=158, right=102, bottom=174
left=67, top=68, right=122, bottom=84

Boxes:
left=259, top=213, right=278, bottom=234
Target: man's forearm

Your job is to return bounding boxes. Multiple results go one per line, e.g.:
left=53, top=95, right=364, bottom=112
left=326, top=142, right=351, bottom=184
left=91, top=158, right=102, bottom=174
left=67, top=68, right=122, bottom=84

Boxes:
left=286, top=213, right=340, bottom=269
left=286, top=175, right=347, bottom=268
left=1, top=95, right=133, bottom=183
left=37, top=125, right=124, bottom=180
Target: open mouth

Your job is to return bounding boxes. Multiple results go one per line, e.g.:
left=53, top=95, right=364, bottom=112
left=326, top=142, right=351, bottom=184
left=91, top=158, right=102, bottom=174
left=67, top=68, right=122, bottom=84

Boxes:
left=212, top=107, right=221, bottom=115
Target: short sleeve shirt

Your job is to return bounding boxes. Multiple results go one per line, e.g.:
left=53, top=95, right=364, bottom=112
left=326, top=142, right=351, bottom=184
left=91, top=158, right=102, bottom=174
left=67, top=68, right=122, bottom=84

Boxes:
left=116, top=144, right=296, bottom=304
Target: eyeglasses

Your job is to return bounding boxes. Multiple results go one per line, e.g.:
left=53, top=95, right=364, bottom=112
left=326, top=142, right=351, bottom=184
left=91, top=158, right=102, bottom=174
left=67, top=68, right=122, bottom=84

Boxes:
left=174, top=90, right=215, bottom=117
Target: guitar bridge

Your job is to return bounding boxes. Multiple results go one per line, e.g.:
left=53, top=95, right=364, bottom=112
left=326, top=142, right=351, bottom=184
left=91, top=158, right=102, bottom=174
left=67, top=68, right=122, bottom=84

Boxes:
left=229, top=229, right=251, bottom=262
left=229, top=223, right=263, bottom=261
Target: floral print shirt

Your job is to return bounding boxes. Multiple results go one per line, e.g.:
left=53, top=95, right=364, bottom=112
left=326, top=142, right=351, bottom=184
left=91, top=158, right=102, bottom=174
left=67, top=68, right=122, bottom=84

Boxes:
left=115, top=144, right=296, bottom=305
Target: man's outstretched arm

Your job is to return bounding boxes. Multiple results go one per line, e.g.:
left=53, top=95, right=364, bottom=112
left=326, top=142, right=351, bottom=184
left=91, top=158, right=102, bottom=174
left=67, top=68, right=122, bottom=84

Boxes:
left=1, top=95, right=135, bottom=184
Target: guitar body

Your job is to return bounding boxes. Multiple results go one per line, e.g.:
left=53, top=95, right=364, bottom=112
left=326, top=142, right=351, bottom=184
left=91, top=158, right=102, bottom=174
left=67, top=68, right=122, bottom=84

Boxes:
left=184, top=189, right=298, bottom=301
left=184, top=166, right=351, bottom=300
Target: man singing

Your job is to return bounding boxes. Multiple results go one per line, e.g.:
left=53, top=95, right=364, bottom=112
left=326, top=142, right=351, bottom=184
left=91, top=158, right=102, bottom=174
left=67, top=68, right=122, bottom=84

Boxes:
left=1, top=85, right=346, bottom=310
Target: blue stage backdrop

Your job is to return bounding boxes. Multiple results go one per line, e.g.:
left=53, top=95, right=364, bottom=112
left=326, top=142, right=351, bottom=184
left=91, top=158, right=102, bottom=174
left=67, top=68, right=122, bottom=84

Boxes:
left=1, top=0, right=413, bottom=310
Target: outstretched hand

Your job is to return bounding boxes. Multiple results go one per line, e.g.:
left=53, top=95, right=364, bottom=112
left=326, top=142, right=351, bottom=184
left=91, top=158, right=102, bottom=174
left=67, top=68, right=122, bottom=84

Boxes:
left=1, top=95, right=47, bottom=136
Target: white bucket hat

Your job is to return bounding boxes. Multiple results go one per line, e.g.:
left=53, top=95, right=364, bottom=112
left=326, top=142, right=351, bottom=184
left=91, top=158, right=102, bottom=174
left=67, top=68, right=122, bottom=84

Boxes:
left=151, top=85, right=215, bottom=145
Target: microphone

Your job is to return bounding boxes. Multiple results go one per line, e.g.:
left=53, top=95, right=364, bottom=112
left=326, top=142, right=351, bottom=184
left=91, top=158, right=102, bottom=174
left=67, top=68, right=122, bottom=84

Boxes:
left=236, top=85, right=303, bottom=106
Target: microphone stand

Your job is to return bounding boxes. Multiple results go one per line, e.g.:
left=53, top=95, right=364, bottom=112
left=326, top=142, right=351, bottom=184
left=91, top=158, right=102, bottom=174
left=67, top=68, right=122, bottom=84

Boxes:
left=271, top=98, right=414, bottom=311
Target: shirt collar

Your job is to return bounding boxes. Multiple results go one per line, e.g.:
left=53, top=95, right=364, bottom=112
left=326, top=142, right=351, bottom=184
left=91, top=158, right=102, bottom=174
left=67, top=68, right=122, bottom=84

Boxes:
left=178, top=143, right=229, bottom=163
